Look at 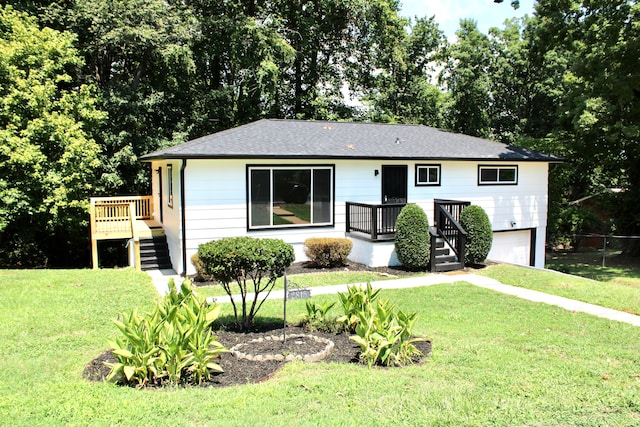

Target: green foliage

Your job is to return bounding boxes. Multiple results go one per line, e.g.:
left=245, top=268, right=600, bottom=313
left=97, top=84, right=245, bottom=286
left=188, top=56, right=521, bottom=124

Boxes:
left=301, top=300, right=337, bottom=332
left=0, top=5, right=105, bottom=267
left=336, top=282, right=381, bottom=333
left=459, top=205, right=493, bottom=265
left=350, top=298, right=424, bottom=368
left=441, top=19, right=492, bottom=138
left=394, top=204, right=430, bottom=270
left=304, top=237, right=353, bottom=267
left=190, top=253, right=214, bottom=282
left=197, top=237, right=294, bottom=330
left=106, top=279, right=226, bottom=387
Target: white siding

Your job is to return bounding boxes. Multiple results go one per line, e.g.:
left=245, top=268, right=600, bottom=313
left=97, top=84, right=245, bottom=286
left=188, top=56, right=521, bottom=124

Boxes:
left=151, top=158, right=549, bottom=274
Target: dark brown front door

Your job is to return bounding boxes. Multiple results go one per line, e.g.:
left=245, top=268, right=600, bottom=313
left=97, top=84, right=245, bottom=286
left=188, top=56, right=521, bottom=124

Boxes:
left=382, top=165, right=407, bottom=204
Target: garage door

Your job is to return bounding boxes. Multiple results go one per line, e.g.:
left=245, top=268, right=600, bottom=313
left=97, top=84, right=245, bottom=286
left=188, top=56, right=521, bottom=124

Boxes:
left=487, top=230, right=532, bottom=266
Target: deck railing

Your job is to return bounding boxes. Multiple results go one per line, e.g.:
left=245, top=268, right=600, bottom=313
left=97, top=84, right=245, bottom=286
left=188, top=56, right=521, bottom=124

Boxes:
left=345, top=202, right=406, bottom=240
left=89, top=196, right=152, bottom=270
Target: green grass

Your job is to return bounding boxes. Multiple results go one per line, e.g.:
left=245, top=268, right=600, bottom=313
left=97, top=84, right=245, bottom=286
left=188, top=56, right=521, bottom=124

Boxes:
left=546, top=249, right=640, bottom=284
left=194, top=270, right=413, bottom=298
left=478, top=264, right=640, bottom=315
left=1, top=269, right=639, bottom=425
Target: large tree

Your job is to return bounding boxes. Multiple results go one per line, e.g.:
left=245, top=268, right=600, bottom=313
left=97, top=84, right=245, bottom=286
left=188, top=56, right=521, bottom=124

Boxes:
left=526, top=0, right=640, bottom=242
left=365, top=16, right=447, bottom=126
left=441, top=19, right=493, bottom=138
left=0, top=6, right=105, bottom=266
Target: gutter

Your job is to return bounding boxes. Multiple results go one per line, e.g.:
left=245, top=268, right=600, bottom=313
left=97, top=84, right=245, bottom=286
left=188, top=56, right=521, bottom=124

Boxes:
left=180, top=159, right=187, bottom=277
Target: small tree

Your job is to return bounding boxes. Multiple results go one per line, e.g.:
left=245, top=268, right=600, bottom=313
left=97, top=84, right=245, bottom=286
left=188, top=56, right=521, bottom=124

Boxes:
left=197, top=237, right=294, bottom=330
left=394, top=204, right=430, bottom=270
left=459, top=205, right=493, bottom=265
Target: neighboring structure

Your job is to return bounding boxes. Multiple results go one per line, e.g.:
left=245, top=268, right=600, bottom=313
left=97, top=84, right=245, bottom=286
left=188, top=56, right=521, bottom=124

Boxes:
left=91, top=119, right=562, bottom=274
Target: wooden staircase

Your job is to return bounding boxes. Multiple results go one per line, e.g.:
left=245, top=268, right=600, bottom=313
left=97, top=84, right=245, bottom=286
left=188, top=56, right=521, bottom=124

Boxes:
left=90, top=196, right=172, bottom=271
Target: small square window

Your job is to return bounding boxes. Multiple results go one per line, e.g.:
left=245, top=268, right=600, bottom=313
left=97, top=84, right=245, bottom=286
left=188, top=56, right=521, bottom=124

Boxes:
left=478, top=165, right=518, bottom=185
left=415, top=164, right=441, bottom=186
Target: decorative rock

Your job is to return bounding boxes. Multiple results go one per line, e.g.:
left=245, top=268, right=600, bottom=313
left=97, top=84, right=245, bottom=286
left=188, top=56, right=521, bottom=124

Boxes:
left=230, top=333, right=334, bottom=363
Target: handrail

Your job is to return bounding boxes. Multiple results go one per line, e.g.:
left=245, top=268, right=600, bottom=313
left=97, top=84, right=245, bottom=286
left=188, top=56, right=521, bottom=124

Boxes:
left=434, top=201, right=468, bottom=263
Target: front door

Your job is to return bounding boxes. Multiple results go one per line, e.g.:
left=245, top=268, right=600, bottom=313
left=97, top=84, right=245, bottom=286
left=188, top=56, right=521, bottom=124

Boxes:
left=381, top=165, right=407, bottom=233
left=382, top=165, right=407, bottom=204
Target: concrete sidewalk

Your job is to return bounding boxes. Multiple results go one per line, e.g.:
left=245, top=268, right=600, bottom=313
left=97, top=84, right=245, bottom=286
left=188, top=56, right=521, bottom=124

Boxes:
left=146, top=269, right=640, bottom=327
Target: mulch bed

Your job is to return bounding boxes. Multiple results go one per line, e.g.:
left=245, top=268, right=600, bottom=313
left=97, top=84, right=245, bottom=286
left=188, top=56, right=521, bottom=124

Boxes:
left=84, top=323, right=432, bottom=388
left=84, top=261, right=435, bottom=388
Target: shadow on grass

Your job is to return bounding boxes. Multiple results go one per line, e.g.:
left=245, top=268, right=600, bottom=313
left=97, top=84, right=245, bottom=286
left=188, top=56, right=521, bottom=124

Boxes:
left=546, top=250, right=640, bottom=282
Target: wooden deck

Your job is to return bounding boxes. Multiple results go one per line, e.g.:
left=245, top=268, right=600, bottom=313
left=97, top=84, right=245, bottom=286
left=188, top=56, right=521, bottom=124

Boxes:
left=90, top=196, right=162, bottom=270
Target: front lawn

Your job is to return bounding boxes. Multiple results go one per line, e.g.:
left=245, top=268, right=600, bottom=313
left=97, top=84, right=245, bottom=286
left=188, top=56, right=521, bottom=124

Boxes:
left=1, top=269, right=638, bottom=425
left=195, top=270, right=413, bottom=298
left=478, top=264, right=640, bottom=315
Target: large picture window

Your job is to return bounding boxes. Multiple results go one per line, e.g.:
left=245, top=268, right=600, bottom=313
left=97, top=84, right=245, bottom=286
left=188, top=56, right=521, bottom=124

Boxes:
left=478, top=165, right=518, bottom=185
left=248, top=165, right=334, bottom=229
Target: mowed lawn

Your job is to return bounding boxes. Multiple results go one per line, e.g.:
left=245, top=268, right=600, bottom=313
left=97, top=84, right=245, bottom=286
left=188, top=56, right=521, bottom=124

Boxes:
left=1, top=268, right=638, bottom=426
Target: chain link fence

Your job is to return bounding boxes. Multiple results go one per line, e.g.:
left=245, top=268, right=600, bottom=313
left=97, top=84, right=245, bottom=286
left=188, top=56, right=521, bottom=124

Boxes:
left=548, top=233, right=640, bottom=268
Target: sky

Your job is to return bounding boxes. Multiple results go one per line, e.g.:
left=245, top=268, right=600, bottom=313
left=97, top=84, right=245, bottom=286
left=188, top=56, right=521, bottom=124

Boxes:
left=399, top=0, right=536, bottom=39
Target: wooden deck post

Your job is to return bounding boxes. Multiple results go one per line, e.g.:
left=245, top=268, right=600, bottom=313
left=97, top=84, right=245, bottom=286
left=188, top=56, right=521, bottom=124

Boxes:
left=89, top=198, right=99, bottom=269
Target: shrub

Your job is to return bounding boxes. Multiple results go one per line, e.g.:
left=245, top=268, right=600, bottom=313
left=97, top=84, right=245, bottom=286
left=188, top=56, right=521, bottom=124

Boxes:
left=197, top=237, right=294, bottom=330
left=190, top=253, right=214, bottom=282
left=394, top=204, right=430, bottom=270
left=459, top=205, right=493, bottom=265
left=304, top=237, right=353, bottom=267
left=106, top=279, right=226, bottom=387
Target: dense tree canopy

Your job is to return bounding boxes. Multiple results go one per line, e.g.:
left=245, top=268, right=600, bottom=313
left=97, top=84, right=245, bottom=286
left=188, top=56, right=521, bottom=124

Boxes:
left=0, top=5, right=104, bottom=266
left=2, top=0, right=639, bottom=266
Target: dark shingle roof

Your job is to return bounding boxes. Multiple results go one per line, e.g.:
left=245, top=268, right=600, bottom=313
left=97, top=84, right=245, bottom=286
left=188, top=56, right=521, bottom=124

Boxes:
left=140, top=119, right=562, bottom=162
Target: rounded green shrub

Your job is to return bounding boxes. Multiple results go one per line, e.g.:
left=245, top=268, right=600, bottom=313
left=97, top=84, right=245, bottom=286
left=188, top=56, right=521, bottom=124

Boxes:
left=394, top=204, right=430, bottom=270
left=197, top=237, right=294, bottom=329
left=459, top=205, right=493, bottom=265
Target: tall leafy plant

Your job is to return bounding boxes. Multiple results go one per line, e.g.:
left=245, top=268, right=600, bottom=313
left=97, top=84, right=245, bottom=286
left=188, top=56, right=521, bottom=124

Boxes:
left=106, top=279, right=226, bottom=387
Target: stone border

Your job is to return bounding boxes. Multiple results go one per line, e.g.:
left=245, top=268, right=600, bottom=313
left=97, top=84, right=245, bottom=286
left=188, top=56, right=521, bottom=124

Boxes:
left=230, top=334, right=335, bottom=362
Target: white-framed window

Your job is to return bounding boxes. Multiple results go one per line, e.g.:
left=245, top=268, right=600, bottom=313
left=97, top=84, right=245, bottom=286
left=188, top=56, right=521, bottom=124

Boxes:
left=248, top=165, right=334, bottom=230
left=478, top=165, right=518, bottom=185
left=167, top=164, right=174, bottom=207
left=415, top=164, right=441, bottom=186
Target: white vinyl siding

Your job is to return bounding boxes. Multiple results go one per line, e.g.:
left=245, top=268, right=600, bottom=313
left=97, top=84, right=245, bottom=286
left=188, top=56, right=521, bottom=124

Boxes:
left=155, top=159, right=549, bottom=274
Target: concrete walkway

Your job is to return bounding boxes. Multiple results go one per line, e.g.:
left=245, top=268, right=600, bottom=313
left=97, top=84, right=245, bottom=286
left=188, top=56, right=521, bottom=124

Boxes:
left=146, top=269, right=640, bottom=327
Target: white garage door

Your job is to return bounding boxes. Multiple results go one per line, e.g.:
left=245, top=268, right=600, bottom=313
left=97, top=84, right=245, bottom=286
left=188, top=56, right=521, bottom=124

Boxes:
left=487, top=230, right=532, bottom=266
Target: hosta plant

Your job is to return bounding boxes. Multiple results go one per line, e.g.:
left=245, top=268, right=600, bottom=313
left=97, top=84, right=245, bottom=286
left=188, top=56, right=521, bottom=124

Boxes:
left=350, top=298, right=425, bottom=368
left=301, top=300, right=337, bottom=332
left=336, top=283, right=381, bottom=332
left=106, top=279, right=227, bottom=387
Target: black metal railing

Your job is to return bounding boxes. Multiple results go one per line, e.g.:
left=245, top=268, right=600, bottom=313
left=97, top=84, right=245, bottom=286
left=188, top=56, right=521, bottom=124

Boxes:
left=346, top=202, right=406, bottom=240
left=433, top=199, right=469, bottom=263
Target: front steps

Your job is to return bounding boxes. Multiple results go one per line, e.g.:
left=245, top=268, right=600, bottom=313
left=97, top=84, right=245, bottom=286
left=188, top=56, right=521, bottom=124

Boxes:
left=139, top=236, right=172, bottom=271
left=431, top=237, right=464, bottom=272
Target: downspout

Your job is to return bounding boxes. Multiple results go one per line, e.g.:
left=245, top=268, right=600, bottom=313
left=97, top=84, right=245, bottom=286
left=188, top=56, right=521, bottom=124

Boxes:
left=180, top=159, right=187, bottom=277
